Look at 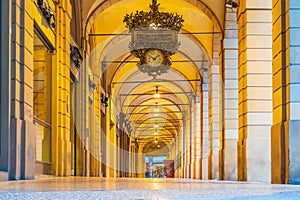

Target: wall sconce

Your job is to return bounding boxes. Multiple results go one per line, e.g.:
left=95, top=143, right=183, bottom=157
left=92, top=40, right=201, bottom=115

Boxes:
left=70, top=46, right=83, bottom=68
left=101, top=93, right=108, bottom=107
left=37, top=0, right=56, bottom=28
left=123, top=118, right=132, bottom=135
left=127, top=124, right=132, bottom=135
left=225, top=0, right=238, bottom=8
left=89, top=77, right=97, bottom=91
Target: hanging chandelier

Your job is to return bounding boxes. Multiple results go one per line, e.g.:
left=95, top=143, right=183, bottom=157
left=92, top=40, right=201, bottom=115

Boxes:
left=123, top=0, right=184, bottom=79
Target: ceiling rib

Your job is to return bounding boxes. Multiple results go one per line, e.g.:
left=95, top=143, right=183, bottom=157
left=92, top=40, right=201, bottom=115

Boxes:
left=89, top=32, right=221, bottom=37
left=120, top=92, right=194, bottom=96
left=113, top=79, right=201, bottom=85
left=102, top=60, right=208, bottom=64
left=123, top=103, right=189, bottom=107
left=128, top=111, right=183, bottom=115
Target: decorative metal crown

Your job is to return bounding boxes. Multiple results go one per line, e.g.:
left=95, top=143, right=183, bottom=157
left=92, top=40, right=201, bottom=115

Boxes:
left=123, top=0, right=184, bottom=32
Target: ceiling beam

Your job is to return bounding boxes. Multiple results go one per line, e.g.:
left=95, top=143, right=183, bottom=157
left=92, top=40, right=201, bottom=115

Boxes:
left=113, top=79, right=201, bottom=85
left=128, top=111, right=183, bottom=115
left=120, top=92, right=194, bottom=96
left=123, top=103, right=189, bottom=107
left=89, top=32, right=221, bottom=37
left=136, top=127, right=178, bottom=131
left=102, top=60, right=208, bottom=64
left=133, top=119, right=182, bottom=123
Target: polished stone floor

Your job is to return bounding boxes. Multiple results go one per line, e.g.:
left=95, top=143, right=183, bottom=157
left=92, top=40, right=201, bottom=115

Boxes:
left=1, top=177, right=300, bottom=199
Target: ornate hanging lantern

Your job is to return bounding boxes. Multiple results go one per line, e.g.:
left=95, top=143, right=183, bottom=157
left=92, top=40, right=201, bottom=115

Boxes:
left=123, top=0, right=184, bottom=79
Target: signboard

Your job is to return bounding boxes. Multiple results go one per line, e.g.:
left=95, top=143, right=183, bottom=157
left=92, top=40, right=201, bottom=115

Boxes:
left=130, top=29, right=179, bottom=53
left=163, top=160, right=174, bottom=178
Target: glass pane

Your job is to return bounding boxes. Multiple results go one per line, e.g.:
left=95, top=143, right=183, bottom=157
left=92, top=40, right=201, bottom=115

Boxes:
left=33, top=34, right=52, bottom=124
left=34, top=33, right=52, bottom=163
left=35, top=123, right=51, bottom=163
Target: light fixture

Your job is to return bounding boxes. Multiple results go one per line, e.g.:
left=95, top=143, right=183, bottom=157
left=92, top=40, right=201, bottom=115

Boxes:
left=154, top=124, right=159, bottom=128
left=124, top=0, right=184, bottom=79
left=153, top=102, right=160, bottom=114
left=153, top=86, right=161, bottom=98
left=154, top=128, right=158, bottom=135
left=101, top=93, right=109, bottom=107
left=70, top=46, right=83, bottom=68
left=225, top=0, right=238, bottom=8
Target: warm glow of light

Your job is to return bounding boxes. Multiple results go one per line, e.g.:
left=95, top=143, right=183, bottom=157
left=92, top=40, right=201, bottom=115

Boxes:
left=154, top=140, right=158, bottom=144
left=153, top=93, right=161, bottom=98
left=154, top=108, right=159, bottom=113
left=154, top=131, right=158, bottom=135
left=154, top=124, right=159, bottom=128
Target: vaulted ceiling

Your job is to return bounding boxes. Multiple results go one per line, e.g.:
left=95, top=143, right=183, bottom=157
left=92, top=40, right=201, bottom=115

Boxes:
left=79, top=0, right=226, bottom=155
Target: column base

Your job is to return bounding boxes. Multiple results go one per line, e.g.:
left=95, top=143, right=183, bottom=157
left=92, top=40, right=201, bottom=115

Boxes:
left=211, top=151, right=219, bottom=180
left=272, top=120, right=300, bottom=184
left=22, top=120, right=35, bottom=180
left=224, top=148, right=238, bottom=181
left=201, top=158, right=208, bottom=180
left=246, top=138, right=271, bottom=182
left=288, top=120, right=300, bottom=184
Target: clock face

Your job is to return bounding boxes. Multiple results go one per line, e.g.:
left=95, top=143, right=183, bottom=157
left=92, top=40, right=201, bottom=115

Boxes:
left=146, top=50, right=164, bottom=66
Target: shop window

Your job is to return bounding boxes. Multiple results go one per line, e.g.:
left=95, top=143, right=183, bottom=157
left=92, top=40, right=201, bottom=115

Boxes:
left=33, top=32, right=52, bottom=163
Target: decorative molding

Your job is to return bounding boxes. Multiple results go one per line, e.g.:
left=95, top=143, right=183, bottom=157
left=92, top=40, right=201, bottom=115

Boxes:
left=124, top=0, right=184, bottom=79
left=37, top=0, right=56, bottom=28
left=88, top=76, right=97, bottom=91
left=225, top=0, right=238, bottom=9
left=123, top=0, right=184, bottom=31
left=101, top=93, right=108, bottom=107
left=70, top=45, right=83, bottom=68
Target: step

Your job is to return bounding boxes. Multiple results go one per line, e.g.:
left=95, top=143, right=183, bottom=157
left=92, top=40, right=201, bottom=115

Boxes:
left=0, top=171, right=8, bottom=182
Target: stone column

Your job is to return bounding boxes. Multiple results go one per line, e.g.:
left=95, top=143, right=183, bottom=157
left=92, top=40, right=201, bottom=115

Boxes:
left=208, top=34, right=221, bottom=180
left=182, top=117, right=186, bottom=178
left=52, top=1, right=72, bottom=176
left=201, top=84, right=209, bottom=180
left=137, top=146, right=144, bottom=178
left=271, top=0, right=300, bottom=184
left=219, top=7, right=239, bottom=181
left=8, top=0, right=36, bottom=180
left=0, top=0, right=11, bottom=173
left=194, top=93, right=202, bottom=179
left=237, top=0, right=272, bottom=182
left=190, top=98, right=195, bottom=178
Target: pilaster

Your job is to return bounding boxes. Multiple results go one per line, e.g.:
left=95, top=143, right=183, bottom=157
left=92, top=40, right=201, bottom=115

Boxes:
left=53, top=0, right=72, bottom=176
left=0, top=0, right=11, bottom=173
left=272, top=0, right=300, bottom=184
left=8, top=0, right=35, bottom=180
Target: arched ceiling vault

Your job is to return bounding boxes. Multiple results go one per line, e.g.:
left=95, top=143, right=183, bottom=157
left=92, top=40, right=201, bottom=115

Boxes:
left=82, top=0, right=225, bottom=154
left=82, top=0, right=225, bottom=35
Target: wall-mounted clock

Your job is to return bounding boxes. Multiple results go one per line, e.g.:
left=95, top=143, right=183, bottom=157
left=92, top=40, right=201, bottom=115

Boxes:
left=145, top=49, right=164, bottom=67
